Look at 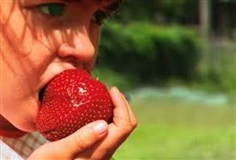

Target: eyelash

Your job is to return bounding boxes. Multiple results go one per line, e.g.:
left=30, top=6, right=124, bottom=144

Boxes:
left=37, top=3, right=110, bottom=26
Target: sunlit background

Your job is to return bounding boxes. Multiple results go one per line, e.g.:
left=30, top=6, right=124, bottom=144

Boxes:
left=92, top=0, right=236, bottom=159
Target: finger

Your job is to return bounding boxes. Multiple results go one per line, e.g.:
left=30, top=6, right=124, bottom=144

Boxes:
left=127, top=104, right=138, bottom=128
left=78, top=88, right=137, bottom=159
left=119, top=92, right=138, bottom=128
left=111, top=86, right=138, bottom=128
left=54, top=120, right=108, bottom=158
left=110, top=87, right=131, bottom=127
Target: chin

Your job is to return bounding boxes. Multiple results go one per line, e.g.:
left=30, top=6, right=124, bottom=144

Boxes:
left=18, top=90, right=45, bottom=132
left=1, top=112, right=37, bottom=134
left=14, top=117, right=37, bottom=133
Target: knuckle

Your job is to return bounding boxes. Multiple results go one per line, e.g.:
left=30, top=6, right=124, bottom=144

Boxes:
left=122, top=120, right=138, bottom=134
left=122, top=124, right=134, bottom=134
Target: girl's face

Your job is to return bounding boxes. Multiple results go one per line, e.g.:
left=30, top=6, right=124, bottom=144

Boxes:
left=0, top=0, right=116, bottom=132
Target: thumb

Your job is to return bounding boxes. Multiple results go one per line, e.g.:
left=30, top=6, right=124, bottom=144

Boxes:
left=58, top=120, right=108, bottom=156
left=29, top=120, right=108, bottom=160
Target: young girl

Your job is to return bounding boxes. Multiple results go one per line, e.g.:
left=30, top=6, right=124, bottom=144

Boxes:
left=0, top=0, right=137, bottom=159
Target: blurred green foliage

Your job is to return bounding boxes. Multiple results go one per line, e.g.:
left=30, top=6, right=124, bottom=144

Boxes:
left=92, top=67, right=135, bottom=92
left=97, top=22, right=201, bottom=83
left=117, top=0, right=236, bottom=26
left=116, top=0, right=198, bottom=24
left=197, top=43, right=236, bottom=97
left=95, top=0, right=236, bottom=96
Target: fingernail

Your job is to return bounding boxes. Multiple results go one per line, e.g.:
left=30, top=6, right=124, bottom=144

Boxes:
left=92, top=121, right=107, bottom=134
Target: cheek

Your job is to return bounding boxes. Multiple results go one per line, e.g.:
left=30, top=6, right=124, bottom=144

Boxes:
left=1, top=2, right=36, bottom=56
left=1, top=8, right=55, bottom=77
left=90, top=24, right=101, bottom=47
left=91, top=26, right=101, bottom=64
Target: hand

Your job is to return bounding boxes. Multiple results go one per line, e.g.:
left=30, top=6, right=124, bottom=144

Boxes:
left=28, top=87, right=137, bottom=160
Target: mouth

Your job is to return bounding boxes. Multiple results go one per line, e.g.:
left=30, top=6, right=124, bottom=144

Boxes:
left=39, top=85, right=47, bottom=103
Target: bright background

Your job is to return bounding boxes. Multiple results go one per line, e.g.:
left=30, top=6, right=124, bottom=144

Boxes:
left=93, top=0, right=236, bottom=159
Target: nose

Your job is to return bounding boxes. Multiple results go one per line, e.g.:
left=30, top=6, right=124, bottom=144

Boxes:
left=57, top=29, right=97, bottom=70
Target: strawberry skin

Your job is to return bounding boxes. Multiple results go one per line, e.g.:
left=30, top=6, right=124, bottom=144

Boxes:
left=36, top=69, right=113, bottom=141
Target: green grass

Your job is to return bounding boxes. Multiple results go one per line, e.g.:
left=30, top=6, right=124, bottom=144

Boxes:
left=114, top=97, right=236, bottom=160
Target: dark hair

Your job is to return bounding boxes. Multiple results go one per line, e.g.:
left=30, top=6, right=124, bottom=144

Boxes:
left=105, top=0, right=123, bottom=13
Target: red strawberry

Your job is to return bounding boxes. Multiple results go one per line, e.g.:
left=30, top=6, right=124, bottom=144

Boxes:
left=36, top=69, right=114, bottom=141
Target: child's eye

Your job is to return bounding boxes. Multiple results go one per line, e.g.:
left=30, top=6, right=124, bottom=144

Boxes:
left=91, top=10, right=109, bottom=25
left=38, top=3, right=66, bottom=17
